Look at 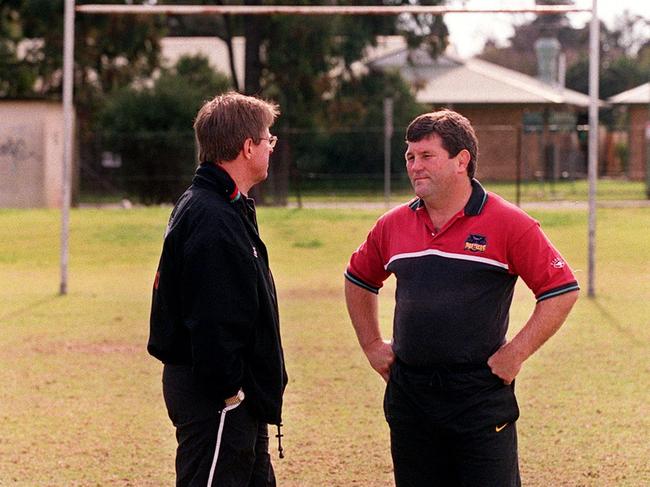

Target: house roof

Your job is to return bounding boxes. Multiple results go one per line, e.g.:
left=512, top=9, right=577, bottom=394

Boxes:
left=608, top=83, right=650, bottom=105
left=367, top=42, right=596, bottom=107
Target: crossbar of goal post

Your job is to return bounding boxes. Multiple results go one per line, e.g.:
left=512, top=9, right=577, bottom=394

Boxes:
left=75, top=5, right=591, bottom=15
left=62, top=2, right=599, bottom=297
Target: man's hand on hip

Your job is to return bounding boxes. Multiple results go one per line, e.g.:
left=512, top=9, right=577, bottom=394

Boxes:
left=488, top=291, right=579, bottom=385
left=487, top=341, right=524, bottom=385
left=363, top=338, right=395, bottom=382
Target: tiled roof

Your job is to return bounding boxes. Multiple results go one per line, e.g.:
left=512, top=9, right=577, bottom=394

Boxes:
left=368, top=43, right=596, bottom=107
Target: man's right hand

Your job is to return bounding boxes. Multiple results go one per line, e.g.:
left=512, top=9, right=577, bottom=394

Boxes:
left=345, top=280, right=394, bottom=382
left=362, top=338, right=395, bottom=382
left=224, top=389, right=245, bottom=407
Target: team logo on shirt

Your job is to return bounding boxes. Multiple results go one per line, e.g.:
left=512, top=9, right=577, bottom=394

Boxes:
left=551, top=257, right=565, bottom=268
left=464, top=234, right=487, bottom=253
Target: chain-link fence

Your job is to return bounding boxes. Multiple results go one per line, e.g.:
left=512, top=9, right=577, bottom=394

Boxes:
left=79, top=121, right=645, bottom=206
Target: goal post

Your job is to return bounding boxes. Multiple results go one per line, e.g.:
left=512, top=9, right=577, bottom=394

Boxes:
left=75, top=5, right=591, bottom=15
left=61, top=2, right=600, bottom=297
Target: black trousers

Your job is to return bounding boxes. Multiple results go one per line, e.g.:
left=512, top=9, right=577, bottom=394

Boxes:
left=384, top=359, right=521, bottom=487
left=162, top=364, right=275, bottom=487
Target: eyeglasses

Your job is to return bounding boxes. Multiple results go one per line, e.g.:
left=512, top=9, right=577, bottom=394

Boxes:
left=258, top=135, right=278, bottom=149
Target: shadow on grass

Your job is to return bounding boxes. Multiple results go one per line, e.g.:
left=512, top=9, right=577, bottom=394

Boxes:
left=591, top=298, right=645, bottom=346
left=0, top=295, right=59, bottom=323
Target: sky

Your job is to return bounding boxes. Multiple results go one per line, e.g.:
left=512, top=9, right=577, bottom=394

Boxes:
left=444, top=0, right=650, bottom=58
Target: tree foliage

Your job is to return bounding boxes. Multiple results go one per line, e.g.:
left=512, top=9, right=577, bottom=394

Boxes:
left=0, top=1, right=170, bottom=202
left=160, top=0, right=447, bottom=202
left=2, top=1, right=448, bottom=204
left=99, top=55, right=231, bottom=204
left=297, top=71, right=427, bottom=175
left=0, top=1, right=38, bottom=97
left=477, top=4, right=650, bottom=100
left=0, top=1, right=165, bottom=102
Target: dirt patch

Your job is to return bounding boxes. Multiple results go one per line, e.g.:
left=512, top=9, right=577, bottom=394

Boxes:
left=279, top=287, right=343, bottom=301
left=30, top=340, right=142, bottom=355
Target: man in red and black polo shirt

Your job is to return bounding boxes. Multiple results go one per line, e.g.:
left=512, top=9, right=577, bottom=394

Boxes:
left=344, top=109, right=579, bottom=486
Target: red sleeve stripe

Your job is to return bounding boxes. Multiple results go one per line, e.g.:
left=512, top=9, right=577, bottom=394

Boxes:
left=536, top=282, right=580, bottom=302
left=344, top=270, right=380, bottom=294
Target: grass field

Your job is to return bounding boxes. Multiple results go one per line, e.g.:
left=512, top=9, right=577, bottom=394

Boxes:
left=81, top=178, right=649, bottom=206
left=287, top=178, right=648, bottom=204
left=1, top=203, right=649, bottom=486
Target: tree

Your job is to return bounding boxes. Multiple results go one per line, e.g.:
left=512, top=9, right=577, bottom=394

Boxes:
left=566, top=55, right=648, bottom=100
left=477, top=4, right=650, bottom=101
left=1, top=1, right=166, bottom=103
left=308, top=70, right=427, bottom=175
left=161, top=0, right=448, bottom=204
left=479, top=0, right=578, bottom=77
left=0, top=1, right=169, bottom=200
left=99, top=55, right=231, bottom=203
left=3, top=1, right=449, bottom=204
left=0, top=1, right=38, bottom=97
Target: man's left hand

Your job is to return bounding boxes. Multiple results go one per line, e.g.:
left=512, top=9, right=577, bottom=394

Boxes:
left=487, top=341, right=524, bottom=385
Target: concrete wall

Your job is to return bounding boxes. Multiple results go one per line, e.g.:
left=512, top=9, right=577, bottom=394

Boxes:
left=0, top=101, right=73, bottom=208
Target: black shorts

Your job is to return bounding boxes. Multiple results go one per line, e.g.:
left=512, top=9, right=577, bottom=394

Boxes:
left=384, top=359, right=521, bottom=487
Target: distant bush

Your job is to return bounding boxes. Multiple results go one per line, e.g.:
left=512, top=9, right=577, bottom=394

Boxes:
left=292, top=70, right=426, bottom=176
left=99, top=55, right=231, bottom=204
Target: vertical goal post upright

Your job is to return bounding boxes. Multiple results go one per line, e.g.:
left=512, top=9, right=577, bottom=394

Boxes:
left=62, top=1, right=599, bottom=296
left=61, top=0, right=75, bottom=296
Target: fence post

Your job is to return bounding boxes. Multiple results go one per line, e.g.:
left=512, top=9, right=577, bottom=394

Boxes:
left=587, top=0, right=599, bottom=298
left=515, top=125, right=523, bottom=207
left=643, top=120, right=650, bottom=200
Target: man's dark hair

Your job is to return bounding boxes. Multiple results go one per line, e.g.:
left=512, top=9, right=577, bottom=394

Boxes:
left=405, top=109, right=479, bottom=179
left=194, top=91, right=280, bottom=164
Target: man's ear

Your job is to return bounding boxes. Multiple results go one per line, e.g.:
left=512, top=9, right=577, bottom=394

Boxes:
left=242, top=138, right=253, bottom=159
left=457, top=149, right=471, bottom=173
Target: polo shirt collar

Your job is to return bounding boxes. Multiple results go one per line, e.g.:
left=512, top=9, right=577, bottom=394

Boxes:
left=465, top=178, right=488, bottom=215
left=408, top=178, right=488, bottom=216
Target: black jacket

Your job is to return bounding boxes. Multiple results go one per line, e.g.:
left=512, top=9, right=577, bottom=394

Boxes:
left=148, top=163, right=288, bottom=426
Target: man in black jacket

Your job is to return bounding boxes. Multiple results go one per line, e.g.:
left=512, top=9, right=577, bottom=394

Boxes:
left=148, top=92, right=288, bottom=487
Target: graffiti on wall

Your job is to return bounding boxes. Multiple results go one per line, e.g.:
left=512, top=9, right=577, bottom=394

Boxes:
left=0, top=122, right=43, bottom=206
left=0, top=136, right=35, bottom=182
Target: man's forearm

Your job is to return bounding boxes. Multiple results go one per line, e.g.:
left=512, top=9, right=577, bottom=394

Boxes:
left=344, top=279, right=395, bottom=381
left=488, top=290, right=579, bottom=383
left=511, top=290, right=579, bottom=360
left=344, top=279, right=382, bottom=348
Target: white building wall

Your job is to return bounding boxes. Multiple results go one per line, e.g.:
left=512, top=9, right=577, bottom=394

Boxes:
left=160, top=36, right=245, bottom=89
left=0, top=101, right=71, bottom=208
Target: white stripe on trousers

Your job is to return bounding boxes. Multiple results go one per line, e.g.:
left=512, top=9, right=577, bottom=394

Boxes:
left=206, top=399, right=244, bottom=487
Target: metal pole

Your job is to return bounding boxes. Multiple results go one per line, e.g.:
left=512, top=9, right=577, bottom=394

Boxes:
left=646, top=98, right=650, bottom=199
left=76, top=4, right=591, bottom=16
left=383, top=98, right=394, bottom=209
left=60, top=0, right=75, bottom=296
left=515, top=125, right=522, bottom=207
left=587, top=0, right=599, bottom=298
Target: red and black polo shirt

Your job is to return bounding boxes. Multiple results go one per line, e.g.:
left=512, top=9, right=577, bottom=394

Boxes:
left=345, top=179, right=579, bottom=367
